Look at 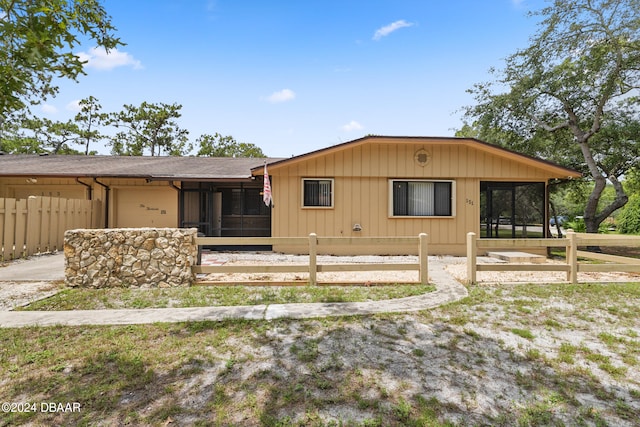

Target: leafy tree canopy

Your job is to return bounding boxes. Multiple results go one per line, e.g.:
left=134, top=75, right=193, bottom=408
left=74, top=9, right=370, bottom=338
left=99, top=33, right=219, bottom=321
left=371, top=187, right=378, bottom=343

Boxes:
left=108, top=102, right=191, bottom=156
left=0, top=0, right=121, bottom=117
left=463, top=0, right=640, bottom=233
left=196, top=133, right=266, bottom=158
left=0, top=111, right=44, bottom=153
left=21, top=116, right=85, bottom=154
left=617, top=195, right=640, bottom=233
left=623, top=167, right=640, bottom=196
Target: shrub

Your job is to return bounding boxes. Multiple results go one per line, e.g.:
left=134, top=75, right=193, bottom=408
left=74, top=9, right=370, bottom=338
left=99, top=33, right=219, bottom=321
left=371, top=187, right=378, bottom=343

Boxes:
left=617, top=195, right=640, bottom=235
left=565, top=217, right=611, bottom=233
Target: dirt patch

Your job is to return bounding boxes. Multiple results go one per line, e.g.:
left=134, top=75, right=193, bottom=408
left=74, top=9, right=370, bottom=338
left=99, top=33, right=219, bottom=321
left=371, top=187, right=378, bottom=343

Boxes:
left=200, top=252, right=640, bottom=286
left=1, top=254, right=639, bottom=425
left=0, top=281, right=63, bottom=310
left=199, top=253, right=422, bottom=284
left=107, top=284, right=640, bottom=426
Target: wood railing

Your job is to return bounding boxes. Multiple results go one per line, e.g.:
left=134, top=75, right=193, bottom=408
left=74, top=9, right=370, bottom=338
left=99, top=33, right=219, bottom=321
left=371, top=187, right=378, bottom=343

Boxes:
left=467, top=231, right=640, bottom=284
left=0, top=196, right=101, bottom=260
left=193, top=233, right=429, bottom=286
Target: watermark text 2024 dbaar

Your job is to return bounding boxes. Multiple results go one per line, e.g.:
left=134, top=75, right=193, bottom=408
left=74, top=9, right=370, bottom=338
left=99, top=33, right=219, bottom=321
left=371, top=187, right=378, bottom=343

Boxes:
left=1, top=402, right=81, bottom=413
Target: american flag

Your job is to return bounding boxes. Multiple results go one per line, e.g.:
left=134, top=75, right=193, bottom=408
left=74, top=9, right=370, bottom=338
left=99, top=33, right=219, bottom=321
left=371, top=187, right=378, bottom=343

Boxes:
left=263, top=164, right=272, bottom=207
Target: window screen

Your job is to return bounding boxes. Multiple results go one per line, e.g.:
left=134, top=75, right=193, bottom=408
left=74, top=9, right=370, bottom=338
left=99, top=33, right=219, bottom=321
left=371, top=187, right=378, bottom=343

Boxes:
left=303, top=179, right=333, bottom=207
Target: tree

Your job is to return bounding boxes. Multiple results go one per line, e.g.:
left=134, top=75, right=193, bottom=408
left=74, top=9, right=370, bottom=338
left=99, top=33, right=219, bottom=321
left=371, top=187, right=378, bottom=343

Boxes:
left=74, top=96, right=105, bottom=155
left=107, top=102, right=191, bottom=156
left=464, top=0, right=640, bottom=233
left=0, top=112, right=43, bottom=153
left=21, top=116, right=84, bottom=154
left=0, top=98, right=103, bottom=154
left=0, top=0, right=121, bottom=117
left=196, top=133, right=266, bottom=157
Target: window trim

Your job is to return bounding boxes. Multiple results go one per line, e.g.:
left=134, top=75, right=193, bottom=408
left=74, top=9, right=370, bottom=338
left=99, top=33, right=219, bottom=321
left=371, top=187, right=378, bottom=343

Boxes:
left=388, top=179, right=456, bottom=218
left=301, top=178, right=335, bottom=209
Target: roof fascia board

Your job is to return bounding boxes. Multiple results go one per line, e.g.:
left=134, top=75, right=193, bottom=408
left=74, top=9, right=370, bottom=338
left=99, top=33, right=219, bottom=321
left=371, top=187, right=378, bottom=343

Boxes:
left=0, top=173, right=254, bottom=182
left=460, top=139, right=581, bottom=178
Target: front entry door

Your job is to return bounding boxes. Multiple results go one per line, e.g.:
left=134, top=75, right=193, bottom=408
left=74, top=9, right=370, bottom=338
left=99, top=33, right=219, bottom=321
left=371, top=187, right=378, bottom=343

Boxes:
left=483, top=186, right=515, bottom=238
left=181, top=188, right=221, bottom=236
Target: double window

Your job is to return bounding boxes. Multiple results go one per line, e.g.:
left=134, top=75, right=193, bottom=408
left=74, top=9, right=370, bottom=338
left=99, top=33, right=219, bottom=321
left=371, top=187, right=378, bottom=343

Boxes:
left=302, top=179, right=334, bottom=208
left=390, top=180, right=454, bottom=217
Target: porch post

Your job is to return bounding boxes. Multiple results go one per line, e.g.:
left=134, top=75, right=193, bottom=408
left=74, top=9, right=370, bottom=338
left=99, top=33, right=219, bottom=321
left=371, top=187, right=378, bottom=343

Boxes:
left=567, top=231, right=578, bottom=284
left=467, top=232, right=477, bottom=284
left=419, top=233, right=428, bottom=285
left=309, top=233, right=317, bottom=286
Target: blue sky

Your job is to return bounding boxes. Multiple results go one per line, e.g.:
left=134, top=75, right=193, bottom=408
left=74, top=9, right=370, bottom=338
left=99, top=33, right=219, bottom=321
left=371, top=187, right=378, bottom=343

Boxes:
left=43, top=0, right=544, bottom=157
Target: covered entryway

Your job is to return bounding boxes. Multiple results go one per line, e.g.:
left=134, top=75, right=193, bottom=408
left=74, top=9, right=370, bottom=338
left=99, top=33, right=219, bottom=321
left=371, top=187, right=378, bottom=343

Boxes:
left=180, top=182, right=271, bottom=238
left=480, top=182, right=546, bottom=238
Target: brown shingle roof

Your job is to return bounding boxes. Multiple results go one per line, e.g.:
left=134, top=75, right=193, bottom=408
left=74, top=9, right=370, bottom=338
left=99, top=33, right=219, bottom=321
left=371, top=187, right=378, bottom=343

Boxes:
left=0, top=154, right=285, bottom=181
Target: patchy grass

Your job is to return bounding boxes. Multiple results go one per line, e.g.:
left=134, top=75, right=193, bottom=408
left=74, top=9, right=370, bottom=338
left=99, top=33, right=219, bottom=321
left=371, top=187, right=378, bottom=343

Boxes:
left=17, top=284, right=435, bottom=311
left=510, top=328, right=535, bottom=340
left=1, top=281, right=639, bottom=426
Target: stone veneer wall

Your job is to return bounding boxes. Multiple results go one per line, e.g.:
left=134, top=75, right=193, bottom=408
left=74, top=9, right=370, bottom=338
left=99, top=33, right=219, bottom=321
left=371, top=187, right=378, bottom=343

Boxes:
left=64, top=228, right=198, bottom=288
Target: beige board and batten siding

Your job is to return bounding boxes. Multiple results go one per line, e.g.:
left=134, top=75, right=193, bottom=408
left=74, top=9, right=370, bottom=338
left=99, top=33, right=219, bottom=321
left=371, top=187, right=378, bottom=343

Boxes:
left=0, top=177, right=86, bottom=199
left=0, top=176, right=178, bottom=228
left=112, top=183, right=178, bottom=228
left=266, top=138, right=573, bottom=256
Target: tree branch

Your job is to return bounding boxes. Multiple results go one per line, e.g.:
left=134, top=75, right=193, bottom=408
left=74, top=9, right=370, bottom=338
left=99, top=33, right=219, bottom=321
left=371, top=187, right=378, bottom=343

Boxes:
left=528, top=114, right=569, bottom=132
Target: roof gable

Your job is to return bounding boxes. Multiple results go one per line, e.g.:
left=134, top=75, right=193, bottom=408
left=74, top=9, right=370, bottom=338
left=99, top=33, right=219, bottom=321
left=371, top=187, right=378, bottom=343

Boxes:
left=254, top=136, right=581, bottom=179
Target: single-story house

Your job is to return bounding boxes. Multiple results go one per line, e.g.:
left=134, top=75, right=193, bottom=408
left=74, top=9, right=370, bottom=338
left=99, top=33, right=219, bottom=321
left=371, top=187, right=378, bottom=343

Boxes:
left=0, top=136, right=581, bottom=255
left=0, top=155, right=284, bottom=237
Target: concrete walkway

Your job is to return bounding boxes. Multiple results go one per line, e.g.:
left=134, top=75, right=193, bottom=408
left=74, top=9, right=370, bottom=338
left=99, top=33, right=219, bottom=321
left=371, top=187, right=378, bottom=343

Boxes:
left=0, top=255, right=468, bottom=328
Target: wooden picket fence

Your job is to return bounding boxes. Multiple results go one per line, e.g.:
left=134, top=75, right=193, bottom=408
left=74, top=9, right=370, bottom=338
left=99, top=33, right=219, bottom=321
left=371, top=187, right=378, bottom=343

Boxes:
left=467, top=231, right=640, bottom=284
left=193, top=233, right=429, bottom=286
left=0, top=196, right=101, bottom=260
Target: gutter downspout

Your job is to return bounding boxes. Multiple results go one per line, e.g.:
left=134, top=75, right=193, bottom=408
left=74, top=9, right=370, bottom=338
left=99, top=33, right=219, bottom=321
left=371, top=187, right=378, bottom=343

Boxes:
left=76, top=178, right=92, bottom=200
left=93, top=178, right=110, bottom=228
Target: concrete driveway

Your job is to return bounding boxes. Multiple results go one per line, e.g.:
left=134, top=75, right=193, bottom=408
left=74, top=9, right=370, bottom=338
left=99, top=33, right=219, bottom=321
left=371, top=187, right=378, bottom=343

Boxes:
left=0, top=253, right=64, bottom=281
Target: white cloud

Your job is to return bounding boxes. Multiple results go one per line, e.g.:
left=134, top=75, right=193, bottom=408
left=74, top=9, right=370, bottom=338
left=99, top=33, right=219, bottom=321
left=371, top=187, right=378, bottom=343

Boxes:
left=41, top=104, right=58, bottom=114
left=341, top=120, right=364, bottom=132
left=76, top=47, right=143, bottom=71
left=66, top=100, right=82, bottom=113
left=265, top=89, right=296, bottom=103
left=373, top=20, right=414, bottom=41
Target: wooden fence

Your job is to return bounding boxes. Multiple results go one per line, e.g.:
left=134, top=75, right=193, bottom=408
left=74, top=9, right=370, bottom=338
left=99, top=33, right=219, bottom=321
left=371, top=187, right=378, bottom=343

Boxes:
left=0, top=196, right=101, bottom=260
left=193, top=233, right=429, bottom=286
left=467, top=231, right=640, bottom=284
